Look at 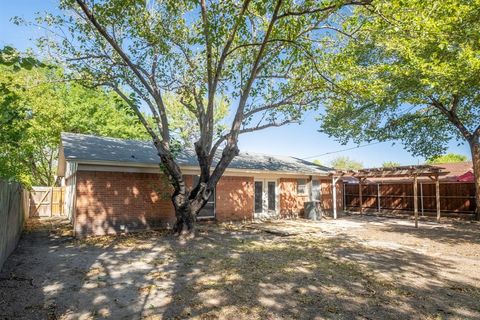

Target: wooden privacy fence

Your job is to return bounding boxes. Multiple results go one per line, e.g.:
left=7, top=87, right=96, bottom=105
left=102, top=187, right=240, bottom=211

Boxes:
left=344, top=182, right=475, bottom=215
left=29, top=186, right=65, bottom=217
left=0, top=180, right=29, bottom=270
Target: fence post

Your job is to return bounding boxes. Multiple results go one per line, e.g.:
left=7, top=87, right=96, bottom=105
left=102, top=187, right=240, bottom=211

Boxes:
left=377, top=183, right=381, bottom=212
left=420, top=182, right=424, bottom=216
left=359, top=179, right=363, bottom=214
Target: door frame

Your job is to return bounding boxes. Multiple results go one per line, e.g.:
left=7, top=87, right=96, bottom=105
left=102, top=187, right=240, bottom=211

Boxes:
left=253, top=178, right=279, bottom=218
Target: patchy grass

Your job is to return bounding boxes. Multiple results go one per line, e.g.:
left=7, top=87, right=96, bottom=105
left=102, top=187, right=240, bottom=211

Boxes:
left=2, top=217, right=480, bottom=319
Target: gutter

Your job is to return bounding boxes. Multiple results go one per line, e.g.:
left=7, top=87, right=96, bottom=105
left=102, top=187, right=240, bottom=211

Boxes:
left=62, top=158, right=333, bottom=177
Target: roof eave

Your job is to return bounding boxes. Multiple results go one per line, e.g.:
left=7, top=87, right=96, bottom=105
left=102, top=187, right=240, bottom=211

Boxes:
left=63, top=158, right=331, bottom=177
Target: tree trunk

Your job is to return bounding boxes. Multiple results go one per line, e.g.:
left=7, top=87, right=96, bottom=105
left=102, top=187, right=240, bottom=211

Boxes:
left=172, top=201, right=196, bottom=235
left=155, top=136, right=238, bottom=235
left=171, top=185, right=212, bottom=235
left=470, top=139, right=480, bottom=220
left=172, top=191, right=194, bottom=234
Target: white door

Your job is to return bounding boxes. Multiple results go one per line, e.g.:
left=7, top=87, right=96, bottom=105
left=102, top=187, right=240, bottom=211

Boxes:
left=254, top=180, right=278, bottom=218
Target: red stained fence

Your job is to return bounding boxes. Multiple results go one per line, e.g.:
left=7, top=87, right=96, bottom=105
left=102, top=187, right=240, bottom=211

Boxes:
left=344, top=182, right=475, bottom=215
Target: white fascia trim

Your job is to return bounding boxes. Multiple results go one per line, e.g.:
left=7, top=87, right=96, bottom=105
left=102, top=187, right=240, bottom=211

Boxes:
left=69, top=159, right=332, bottom=177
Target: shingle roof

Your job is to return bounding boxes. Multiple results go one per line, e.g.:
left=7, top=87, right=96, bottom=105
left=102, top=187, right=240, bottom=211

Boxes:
left=60, top=132, right=332, bottom=175
left=434, top=162, right=472, bottom=179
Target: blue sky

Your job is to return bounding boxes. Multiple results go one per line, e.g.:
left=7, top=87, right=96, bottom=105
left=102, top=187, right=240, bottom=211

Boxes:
left=0, top=0, right=471, bottom=167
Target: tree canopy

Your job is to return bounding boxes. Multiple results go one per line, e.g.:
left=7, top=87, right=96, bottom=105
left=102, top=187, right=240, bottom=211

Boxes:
left=319, top=0, right=480, bottom=158
left=0, top=46, right=149, bottom=186
left=330, top=156, right=363, bottom=170
left=382, top=161, right=401, bottom=168
left=318, top=0, right=480, bottom=219
left=426, top=153, right=468, bottom=164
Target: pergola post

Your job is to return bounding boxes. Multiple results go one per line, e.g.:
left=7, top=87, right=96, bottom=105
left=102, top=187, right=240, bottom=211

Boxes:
left=435, top=174, right=441, bottom=222
left=420, top=182, right=424, bottom=216
left=332, top=176, right=338, bottom=220
left=359, top=178, right=363, bottom=215
left=413, top=175, right=418, bottom=228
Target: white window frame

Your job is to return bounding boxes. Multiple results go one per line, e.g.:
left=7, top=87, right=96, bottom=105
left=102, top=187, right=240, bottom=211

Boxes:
left=297, top=179, right=308, bottom=195
left=254, top=178, right=279, bottom=218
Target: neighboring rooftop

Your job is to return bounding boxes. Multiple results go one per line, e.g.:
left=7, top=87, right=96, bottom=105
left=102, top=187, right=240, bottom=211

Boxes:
left=59, top=132, right=332, bottom=175
left=434, top=162, right=473, bottom=181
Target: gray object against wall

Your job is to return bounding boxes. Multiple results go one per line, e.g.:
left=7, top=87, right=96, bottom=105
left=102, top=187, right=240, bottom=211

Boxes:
left=304, top=201, right=323, bottom=220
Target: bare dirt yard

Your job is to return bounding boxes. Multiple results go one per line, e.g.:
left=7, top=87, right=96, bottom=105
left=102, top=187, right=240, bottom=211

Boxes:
left=1, top=215, right=479, bottom=320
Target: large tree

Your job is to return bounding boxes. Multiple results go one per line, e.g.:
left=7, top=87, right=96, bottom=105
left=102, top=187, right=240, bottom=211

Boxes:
left=426, top=153, right=468, bottom=165
left=319, top=0, right=480, bottom=219
left=330, top=156, right=363, bottom=170
left=37, top=0, right=370, bottom=233
left=382, top=161, right=400, bottom=168
left=0, top=46, right=149, bottom=186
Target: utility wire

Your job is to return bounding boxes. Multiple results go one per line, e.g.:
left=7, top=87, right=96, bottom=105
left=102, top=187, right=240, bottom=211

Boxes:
left=301, top=141, right=385, bottom=159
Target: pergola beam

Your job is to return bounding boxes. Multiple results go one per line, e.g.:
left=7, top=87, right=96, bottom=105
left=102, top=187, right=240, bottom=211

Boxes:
left=339, top=165, right=448, bottom=179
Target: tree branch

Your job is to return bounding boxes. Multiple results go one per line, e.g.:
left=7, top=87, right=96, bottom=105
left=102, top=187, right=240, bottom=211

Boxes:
left=75, top=0, right=154, bottom=99
left=75, top=0, right=171, bottom=141
left=430, top=96, right=473, bottom=141
left=228, top=0, right=284, bottom=143
left=110, top=85, right=161, bottom=143
left=277, top=0, right=371, bottom=19
left=210, top=118, right=299, bottom=158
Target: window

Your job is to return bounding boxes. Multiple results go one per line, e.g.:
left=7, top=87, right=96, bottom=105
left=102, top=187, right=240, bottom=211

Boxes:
left=267, top=181, right=276, bottom=211
left=297, top=179, right=307, bottom=195
left=254, top=181, right=263, bottom=213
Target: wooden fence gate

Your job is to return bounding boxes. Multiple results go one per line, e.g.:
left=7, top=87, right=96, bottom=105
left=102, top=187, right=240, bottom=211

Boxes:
left=29, top=187, right=65, bottom=217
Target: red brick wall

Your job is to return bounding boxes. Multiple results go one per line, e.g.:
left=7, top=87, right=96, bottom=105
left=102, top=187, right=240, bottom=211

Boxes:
left=215, top=176, right=254, bottom=222
left=74, top=170, right=336, bottom=236
left=279, top=178, right=309, bottom=217
left=75, top=171, right=255, bottom=236
left=75, top=171, right=176, bottom=236
left=279, top=178, right=343, bottom=218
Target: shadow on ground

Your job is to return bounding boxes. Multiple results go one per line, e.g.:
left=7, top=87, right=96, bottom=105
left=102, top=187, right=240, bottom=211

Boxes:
left=0, top=217, right=479, bottom=319
left=376, top=220, right=480, bottom=246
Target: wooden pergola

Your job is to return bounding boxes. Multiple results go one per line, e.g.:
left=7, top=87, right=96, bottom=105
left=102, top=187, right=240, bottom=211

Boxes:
left=333, top=165, right=449, bottom=228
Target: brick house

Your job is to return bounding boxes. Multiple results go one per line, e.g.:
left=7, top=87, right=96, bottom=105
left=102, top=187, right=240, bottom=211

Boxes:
left=57, top=133, right=342, bottom=236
